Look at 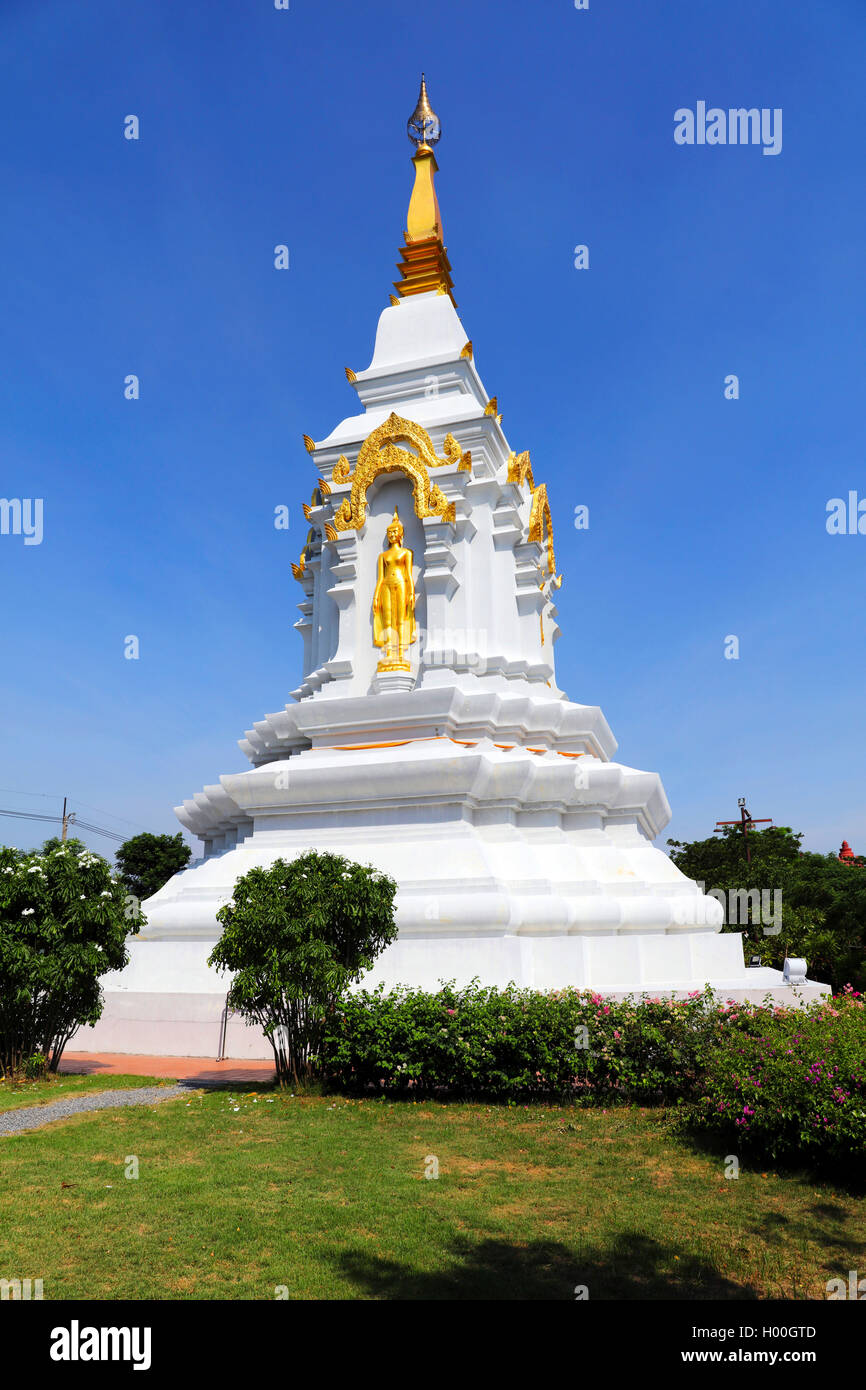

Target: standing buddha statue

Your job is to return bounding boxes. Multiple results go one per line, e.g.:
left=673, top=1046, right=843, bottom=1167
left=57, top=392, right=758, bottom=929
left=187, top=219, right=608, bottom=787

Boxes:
left=372, top=507, right=416, bottom=671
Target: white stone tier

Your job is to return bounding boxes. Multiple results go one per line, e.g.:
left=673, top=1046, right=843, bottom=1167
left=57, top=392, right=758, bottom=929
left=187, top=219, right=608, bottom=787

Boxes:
left=73, top=933, right=828, bottom=1060
left=153, top=691, right=722, bottom=941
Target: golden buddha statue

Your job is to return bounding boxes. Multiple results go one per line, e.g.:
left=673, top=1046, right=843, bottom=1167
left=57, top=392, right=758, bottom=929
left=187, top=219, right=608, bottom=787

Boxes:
left=373, top=507, right=416, bottom=671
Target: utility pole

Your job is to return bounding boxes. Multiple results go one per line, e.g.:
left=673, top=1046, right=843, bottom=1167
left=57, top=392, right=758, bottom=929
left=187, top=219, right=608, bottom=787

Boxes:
left=714, top=797, right=772, bottom=865
left=60, top=797, right=76, bottom=842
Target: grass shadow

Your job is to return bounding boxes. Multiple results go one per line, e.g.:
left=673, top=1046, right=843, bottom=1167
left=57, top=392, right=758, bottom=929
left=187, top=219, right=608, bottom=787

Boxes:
left=330, top=1232, right=756, bottom=1301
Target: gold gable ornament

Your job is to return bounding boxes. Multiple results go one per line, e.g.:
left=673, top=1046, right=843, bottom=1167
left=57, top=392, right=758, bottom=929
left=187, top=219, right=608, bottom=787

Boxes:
left=331, top=413, right=459, bottom=533
left=528, top=483, right=561, bottom=584
left=507, top=450, right=535, bottom=490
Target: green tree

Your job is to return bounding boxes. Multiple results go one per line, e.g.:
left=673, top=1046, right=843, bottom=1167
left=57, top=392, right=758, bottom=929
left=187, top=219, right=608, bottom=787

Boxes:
left=208, top=851, right=398, bottom=1085
left=115, top=831, right=191, bottom=905
left=0, top=837, right=141, bottom=1075
left=667, top=825, right=866, bottom=992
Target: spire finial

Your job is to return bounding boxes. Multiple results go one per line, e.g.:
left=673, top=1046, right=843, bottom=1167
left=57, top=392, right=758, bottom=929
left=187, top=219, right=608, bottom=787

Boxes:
left=394, top=77, right=456, bottom=305
left=407, top=73, right=440, bottom=150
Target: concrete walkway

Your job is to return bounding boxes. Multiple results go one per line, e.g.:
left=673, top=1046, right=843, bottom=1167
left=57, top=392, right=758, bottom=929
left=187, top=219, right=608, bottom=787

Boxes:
left=0, top=1085, right=187, bottom=1136
left=60, top=1052, right=276, bottom=1085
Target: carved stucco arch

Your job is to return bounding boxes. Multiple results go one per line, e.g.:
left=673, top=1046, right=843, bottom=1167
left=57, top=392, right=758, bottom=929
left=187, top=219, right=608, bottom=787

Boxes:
left=332, top=414, right=458, bottom=533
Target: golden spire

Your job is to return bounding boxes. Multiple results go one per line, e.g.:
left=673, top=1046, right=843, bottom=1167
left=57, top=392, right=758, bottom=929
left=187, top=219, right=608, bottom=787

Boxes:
left=394, top=75, right=456, bottom=305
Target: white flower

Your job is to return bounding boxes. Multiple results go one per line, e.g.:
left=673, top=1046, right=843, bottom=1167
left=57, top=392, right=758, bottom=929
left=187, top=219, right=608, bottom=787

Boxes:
left=27, top=866, right=41, bottom=874
left=21, top=908, right=35, bottom=917
left=79, top=894, right=86, bottom=900
left=100, top=890, right=111, bottom=898
left=2, top=867, right=13, bottom=874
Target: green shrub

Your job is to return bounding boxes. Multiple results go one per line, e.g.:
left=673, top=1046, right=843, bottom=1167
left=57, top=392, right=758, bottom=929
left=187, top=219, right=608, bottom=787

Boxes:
left=209, top=851, right=398, bottom=1086
left=672, top=987, right=866, bottom=1168
left=23, top=1053, right=47, bottom=1080
left=318, top=982, right=719, bottom=1104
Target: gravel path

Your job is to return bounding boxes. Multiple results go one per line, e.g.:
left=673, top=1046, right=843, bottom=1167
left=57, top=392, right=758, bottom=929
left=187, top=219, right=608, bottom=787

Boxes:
left=0, top=1085, right=188, bottom=1136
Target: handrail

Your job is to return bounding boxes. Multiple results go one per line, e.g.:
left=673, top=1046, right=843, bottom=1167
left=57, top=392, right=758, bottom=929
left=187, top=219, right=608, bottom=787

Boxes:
left=216, top=995, right=232, bottom=1061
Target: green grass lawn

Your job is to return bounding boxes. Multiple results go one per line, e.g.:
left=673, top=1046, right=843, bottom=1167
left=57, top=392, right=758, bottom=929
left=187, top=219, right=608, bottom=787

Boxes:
left=0, top=1077, right=862, bottom=1300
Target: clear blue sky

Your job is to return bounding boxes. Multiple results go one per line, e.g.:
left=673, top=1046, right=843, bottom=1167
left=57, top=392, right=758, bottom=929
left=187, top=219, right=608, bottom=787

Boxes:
left=0, top=0, right=863, bottom=860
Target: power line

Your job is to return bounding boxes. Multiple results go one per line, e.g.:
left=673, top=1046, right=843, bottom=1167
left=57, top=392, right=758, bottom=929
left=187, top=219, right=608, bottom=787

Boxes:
left=65, top=799, right=151, bottom=833
left=0, top=789, right=151, bottom=834
left=0, top=808, right=129, bottom=843
left=70, top=818, right=126, bottom=843
left=0, top=788, right=63, bottom=800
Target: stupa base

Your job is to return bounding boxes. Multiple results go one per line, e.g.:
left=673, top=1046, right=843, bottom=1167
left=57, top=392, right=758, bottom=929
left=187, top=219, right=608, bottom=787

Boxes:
left=70, top=930, right=829, bottom=1060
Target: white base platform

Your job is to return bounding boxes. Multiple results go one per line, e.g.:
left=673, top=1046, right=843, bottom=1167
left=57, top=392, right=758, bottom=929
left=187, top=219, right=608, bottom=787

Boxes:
left=71, top=931, right=829, bottom=1060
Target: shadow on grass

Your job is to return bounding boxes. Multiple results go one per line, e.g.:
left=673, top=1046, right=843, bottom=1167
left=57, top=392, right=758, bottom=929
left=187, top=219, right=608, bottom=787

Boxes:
left=329, top=1232, right=755, bottom=1301
left=668, top=1122, right=866, bottom=1197
left=752, top=1206, right=864, bottom=1262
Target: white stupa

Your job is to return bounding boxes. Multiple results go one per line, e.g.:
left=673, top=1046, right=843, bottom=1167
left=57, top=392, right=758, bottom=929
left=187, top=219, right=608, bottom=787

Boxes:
left=77, top=81, right=826, bottom=1058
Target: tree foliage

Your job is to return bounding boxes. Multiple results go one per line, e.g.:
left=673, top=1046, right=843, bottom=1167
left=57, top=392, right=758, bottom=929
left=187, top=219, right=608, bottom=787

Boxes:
left=0, top=837, right=140, bottom=1075
left=668, top=825, right=866, bottom=992
left=115, top=831, right=191, bottom=904
left=208, top=851, right=398, bottom=1085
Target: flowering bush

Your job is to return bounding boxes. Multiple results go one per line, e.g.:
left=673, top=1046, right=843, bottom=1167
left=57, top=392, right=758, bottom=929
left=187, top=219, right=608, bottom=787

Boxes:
left=318, top=982, right=720, bottom=1104
left=0, top=837, right=140, bottom=1075
left=673, top=988, right=865, bottom=1167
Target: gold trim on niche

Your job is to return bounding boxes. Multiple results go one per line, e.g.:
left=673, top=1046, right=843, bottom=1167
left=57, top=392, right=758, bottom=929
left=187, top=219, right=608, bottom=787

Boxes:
left=331, top=413, right=459, bottom=532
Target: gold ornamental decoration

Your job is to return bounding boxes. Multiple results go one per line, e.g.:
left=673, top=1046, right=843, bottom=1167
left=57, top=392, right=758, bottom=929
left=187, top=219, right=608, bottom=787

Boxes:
left=331, top=413, right=458, bottom=532
left=528, top=484, right=559, bottom=580
left=442, top=432, right=471, bottom=472
left=507, top=450, right=535, bottom=490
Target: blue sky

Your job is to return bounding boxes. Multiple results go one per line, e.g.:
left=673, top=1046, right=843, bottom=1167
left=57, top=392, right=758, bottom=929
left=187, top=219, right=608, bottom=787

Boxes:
left=0, top=0, right=863, bottom=859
